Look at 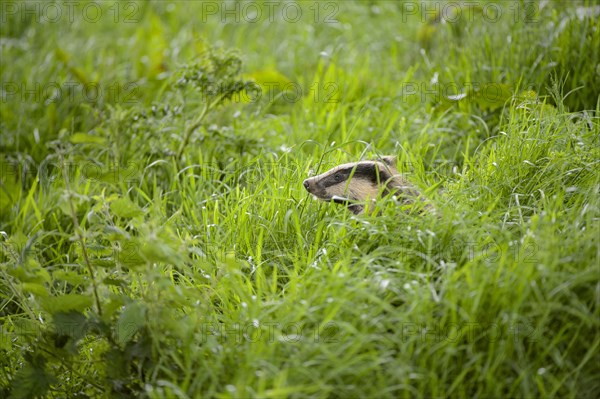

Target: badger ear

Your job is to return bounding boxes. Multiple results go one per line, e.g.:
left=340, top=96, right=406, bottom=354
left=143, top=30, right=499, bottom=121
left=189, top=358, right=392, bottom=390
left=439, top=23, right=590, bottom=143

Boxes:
left=380, top=156, right=397, bottom=167
left=375, top=157, right=399, bottom=183
left=371, top=155, right=397, bottom=167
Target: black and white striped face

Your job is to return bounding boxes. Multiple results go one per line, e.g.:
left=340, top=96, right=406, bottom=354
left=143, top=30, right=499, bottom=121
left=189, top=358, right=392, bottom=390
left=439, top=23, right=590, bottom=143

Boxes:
left=303, top=159, right=397, bottom=213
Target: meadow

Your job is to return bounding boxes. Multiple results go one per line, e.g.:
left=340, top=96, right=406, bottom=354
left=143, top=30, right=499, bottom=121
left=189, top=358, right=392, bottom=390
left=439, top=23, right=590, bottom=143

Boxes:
left=1, top=1, right=599, bottom=398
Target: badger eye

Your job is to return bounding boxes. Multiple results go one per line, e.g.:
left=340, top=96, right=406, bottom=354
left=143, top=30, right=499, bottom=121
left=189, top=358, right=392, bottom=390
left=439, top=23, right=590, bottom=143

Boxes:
left=333, top=173, right=342, bottom=182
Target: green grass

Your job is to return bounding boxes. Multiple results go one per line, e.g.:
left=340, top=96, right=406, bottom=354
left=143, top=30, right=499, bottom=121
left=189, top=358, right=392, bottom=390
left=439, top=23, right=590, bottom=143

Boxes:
left=1, top=1, right=599, bottom=398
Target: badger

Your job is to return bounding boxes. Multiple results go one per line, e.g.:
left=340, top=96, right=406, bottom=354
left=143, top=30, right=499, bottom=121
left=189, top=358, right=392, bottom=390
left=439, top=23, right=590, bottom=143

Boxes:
left=302, top=156, right=428, bottom=214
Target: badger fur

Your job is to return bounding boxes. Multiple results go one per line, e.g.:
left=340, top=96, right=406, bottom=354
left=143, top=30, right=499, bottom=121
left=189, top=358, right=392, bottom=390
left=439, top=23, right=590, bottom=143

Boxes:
left=303, top=156, right=425, bottom=214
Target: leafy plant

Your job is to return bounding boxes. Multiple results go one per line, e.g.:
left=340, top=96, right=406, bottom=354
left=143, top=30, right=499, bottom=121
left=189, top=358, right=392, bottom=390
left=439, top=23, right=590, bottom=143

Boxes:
left=174, top=47, right=260, bottom=159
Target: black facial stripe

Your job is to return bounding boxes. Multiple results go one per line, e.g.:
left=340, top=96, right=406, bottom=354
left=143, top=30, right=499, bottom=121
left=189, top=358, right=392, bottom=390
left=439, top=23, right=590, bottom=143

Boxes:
left=321, top=174, right=340, bottom=188
left=350, top=164, right=392, bottom=183
left=320, top=170, right=349, bottom=188
left=319, top=162, right=392, bottom=188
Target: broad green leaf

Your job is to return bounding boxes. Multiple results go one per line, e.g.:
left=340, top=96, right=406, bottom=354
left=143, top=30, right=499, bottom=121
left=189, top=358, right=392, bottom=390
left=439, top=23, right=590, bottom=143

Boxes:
left=87, top=243, right=113, bottom=256
left=469, top=83, right=513, bottom=110
left=141, top=239, right=180, bottom=264
left=110, top=197, right=144, bottom=219
left=116, top=301, right=146, bottom=345
left=102, top=277, right=127, bottom=287
left=52, top=270, right=87, bottom=286
left=21, top=283, right=49, bottom=297
left=58, top=191, right=90, bottom=217
left=117, top=241, right=146, bottom=268
left=42, top=294, right=93, bottom=314
left=8, top=258, right=51, bottom=284
left=246, top=69, right=293, bottom=94
left=102, top=294, right=127, bottom=321
left=103, top=225, right=131, bottom=241
left=52, top=311, right=88, bottom=341
left=9, top=359, right=56, bottom=399
left=239, top=68, right=292, bottom=104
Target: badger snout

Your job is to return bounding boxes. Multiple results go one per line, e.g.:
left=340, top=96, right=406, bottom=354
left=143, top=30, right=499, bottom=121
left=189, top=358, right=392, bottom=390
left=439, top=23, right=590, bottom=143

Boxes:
left=303, top=178, right=321, bottom=195
left=303, top=177, right=325, bottom=198
left=303, top=179, right=310, bottom=191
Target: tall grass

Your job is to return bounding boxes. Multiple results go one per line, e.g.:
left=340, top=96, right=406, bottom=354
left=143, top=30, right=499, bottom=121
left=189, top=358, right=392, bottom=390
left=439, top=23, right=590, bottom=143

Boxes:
left=1, top=1, right=599, bottom=398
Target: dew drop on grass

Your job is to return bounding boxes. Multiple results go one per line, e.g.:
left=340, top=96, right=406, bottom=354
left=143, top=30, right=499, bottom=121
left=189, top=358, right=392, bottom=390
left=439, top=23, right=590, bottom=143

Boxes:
left=379, top=279, right=390, bottom=290
left=430, top=72, right=438, bottom=85
left=447, top=93, right=467, bottom=101
left=225, top=385, right=236, bottom=393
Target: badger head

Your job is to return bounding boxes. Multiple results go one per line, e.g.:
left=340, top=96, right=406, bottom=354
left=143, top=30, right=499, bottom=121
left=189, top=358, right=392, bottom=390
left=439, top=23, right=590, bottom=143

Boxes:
left=303, top=156, right=401, bottom=214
